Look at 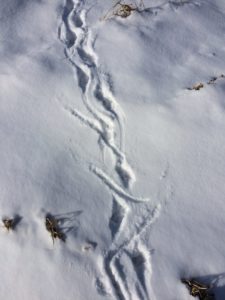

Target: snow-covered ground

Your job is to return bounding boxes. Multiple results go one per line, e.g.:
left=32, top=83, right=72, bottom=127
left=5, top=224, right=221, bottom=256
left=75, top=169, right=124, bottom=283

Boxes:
left=1, top=0, right=225, bottom=299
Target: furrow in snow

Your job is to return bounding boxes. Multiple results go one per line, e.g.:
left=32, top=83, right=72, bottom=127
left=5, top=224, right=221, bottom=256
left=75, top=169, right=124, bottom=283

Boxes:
left=90, top=165, right=148, bottom=203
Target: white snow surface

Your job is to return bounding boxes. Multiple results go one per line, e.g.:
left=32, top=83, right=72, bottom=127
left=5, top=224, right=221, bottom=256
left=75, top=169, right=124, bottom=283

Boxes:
left=1, top=0, right=225, bottom=299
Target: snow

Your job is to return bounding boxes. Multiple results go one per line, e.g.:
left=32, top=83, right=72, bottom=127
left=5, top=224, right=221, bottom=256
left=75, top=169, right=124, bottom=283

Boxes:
left=1, top=0, right=225, bottom=299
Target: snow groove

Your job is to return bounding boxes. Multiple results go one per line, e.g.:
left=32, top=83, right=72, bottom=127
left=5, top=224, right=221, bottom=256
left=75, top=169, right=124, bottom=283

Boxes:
left=109, top=196, right=127, bottom=240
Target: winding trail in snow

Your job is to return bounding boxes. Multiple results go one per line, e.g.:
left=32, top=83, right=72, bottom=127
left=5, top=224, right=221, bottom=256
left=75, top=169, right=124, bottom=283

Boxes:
left=58, top=0, right=136, bottom=189
left=58, top=1, right=161, bottom=299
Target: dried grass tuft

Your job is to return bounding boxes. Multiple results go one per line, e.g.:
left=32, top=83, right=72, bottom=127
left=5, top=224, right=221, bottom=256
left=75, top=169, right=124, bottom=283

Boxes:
left=2, top=218, right=14, bottom=231
left=187, top=83, right=204, bottom=91
left=45, top=214, right=65, bottom=244
left=182, top=278, right=215, bottom=300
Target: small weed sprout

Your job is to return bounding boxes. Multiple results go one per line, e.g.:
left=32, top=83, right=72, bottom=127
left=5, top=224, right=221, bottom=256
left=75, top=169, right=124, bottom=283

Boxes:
left=45, top=214, right=65, bottom=244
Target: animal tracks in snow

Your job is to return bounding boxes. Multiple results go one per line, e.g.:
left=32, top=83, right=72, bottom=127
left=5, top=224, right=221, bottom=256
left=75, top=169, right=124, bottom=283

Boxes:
left=58, top=1, right=164, bottom=299
left=101, top=204, right=161, bottom=300
left=58, top=0, right=137, bottom=191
